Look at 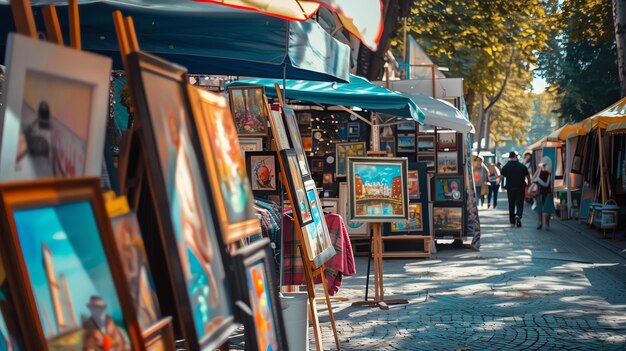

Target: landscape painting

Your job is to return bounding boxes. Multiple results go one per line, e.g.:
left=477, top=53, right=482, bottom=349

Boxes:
left=390, top=203, right=423, bottom=232
left=336, top=142, right=366, bottom=177
left=433, top=207, right=463, bottom=235
left=228, top=87, right=268, bottom=136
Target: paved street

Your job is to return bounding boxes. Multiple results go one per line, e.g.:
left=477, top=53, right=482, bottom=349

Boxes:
left=313, top=196, right=626, bottom=350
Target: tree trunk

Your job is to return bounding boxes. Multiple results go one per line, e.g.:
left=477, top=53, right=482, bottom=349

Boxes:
left=484, top=109, right=492, bottom=152
left=475, top=96, right=485, bottom=154
left=613, top=0, right=626, bottom=97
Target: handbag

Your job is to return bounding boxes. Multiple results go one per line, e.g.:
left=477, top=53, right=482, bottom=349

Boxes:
left=528, top=182, right=540, bottom=198
left=480, top=182, right=489, bottom=196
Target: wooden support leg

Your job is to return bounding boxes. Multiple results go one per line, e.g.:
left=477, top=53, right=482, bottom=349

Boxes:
left=320, top=269, right=341, bottom=351
left=68, top=0, right=81, bottom=50
left=9, top=0, right=37, bottom=38
left=299, top=246, right=324, bottom=351
left=42, top=6, right=63, bottom=45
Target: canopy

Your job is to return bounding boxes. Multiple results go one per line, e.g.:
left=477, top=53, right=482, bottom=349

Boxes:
left=0, top=1, right=350, bottom=82
left=581, top=97, right=626, bottom=133
left=526, top=137, right=547, bottom=152
left=546, top=123, right=579, bottom=142
left=227, top=74, right=425, bottom=123
left=607, top=121, right=626, bottom=134
left=194, top=0, right=321, bottom=21
left=402, top=93, right=473, bottom=133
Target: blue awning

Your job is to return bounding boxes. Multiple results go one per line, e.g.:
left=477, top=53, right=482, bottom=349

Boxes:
left=0, top=1, right=350, bottom=82
left=227, top=74, right=425, bottom=123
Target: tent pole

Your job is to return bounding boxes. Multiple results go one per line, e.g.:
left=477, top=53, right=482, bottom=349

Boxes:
left=598, top=128, right=607, bottom=203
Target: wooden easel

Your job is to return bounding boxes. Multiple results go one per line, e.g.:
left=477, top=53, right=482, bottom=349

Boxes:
left=273, top=84, right=341, bottom=351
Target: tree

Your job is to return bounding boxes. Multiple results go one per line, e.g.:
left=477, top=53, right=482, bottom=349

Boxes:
left=613, top=0, right=626, bottom=97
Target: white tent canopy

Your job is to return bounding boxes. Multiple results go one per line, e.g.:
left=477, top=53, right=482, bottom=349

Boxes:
left=402, top=93, right=474, bottom=133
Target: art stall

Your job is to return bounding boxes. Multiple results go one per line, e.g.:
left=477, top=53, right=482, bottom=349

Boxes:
left=0, top=0, right=382, bottom=350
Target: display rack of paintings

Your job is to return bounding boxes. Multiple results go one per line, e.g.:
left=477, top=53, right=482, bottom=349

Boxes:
left=433, top=206, right=464, bottom=237
left=232, top=239, right=288, bottom=351
left=245, top=151, right=280, bottom=195
left=0, top=178, right=143, bottom=350
left=0, top=34, right=112, bottom=181
left=335, top=142, right=366, bottom=177
left=126, top=50, right=237, bottom=350
left=437, top=151, right=459, bottom=174
left=228, top=86, right=269, bottom=136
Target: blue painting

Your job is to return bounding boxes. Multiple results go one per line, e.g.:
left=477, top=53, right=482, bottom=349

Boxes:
left=303, top=185, right=333, bottom=261
left=13, top=201, right=131, bottom=349
left=246, top=261, right=278, bottom=351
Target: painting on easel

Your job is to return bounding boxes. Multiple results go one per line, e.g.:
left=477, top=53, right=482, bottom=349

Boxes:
left=303, top=180, right=336, bottom=268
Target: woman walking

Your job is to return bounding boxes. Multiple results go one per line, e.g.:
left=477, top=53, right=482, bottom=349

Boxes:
left=532, top=156, right=555, bottom=230
left=487, top=163, right=501, bottom=209
left=473, top=155, right=490, bottom=208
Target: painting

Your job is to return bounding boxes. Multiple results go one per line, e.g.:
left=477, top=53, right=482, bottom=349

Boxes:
left=397, top=134, right=416, bottom=153
left=282, top=108, right=311, bottom=176
left=232, top=239, right=288, bottom=351
left=380, top=140, right=396, bottom=156
left=397, top=121, right=416, bottom=131
left=437, top=132, right=457, bottom=151
left=437, top=151, right=458, bottom=174
left=127, top=51, right=236, bottom=349
left=297, top=112, right=311, bottom=136
left=269, top=110, right=291, bottom=150
left=280, top=149, right=313, bottom=226
left=111, top=212, right=161, bottom=331
left=418, top=155, right=436, bottom=172
left=302, top=137, right=313, bottom=152
left=143, top=317, right=176, bottom=351
left=303, top=180, right=336, bottom=268
left=0, top=179, right=142, bottom=350
left=239, top=138, right=263, bottom=153
left=245, top=151, right=279, bottom=195
left=323, top=173, right=333, bottom=185
left=417, top=135, right=435, bottom=153
left=0, top=34, right=111, bottom=181
left=335, top=142, right=366, bottom=177
left=433, top=207, right=463, bottom=235
left=321, top=198, right=339, bottom=214
left=227, top=86, right=269, bottom=136
left=339, top=183, right=368, bottom=236
left=390, top=203, right=423, bottom=232
left=434, top=176, right=463, bottom=201
left=347, top=157, right=409, bottom=222
left=347, top=122, right=360, bottom=138
left=408, top=170, right=420, bottom=199
left=191, top=87, right=260, bottom=243
left=311, top=158, right=324, bottom=172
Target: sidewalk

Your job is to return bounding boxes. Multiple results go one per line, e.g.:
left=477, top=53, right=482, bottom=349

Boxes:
left=557, top=216, right=626, bottom=260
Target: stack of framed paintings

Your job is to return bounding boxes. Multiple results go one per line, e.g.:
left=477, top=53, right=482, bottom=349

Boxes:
left=417, top=135, right=436, bottom=173
left=383, top=162, right=431, bottom=237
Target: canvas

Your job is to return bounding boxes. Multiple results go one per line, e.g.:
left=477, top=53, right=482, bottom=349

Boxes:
left=303, top=180, right=336, bottom=268
left=227, top=86, right=268, bottom=136
left=434, top=176, right=463, bottom=201
left=397, top=134, right=416, bottom=153
left=339, top=183, right=368, bottom=236
left=0, top=34, right=111, bottom=181
left=390, top=203, right=423, bottom=232
left=408, top=170, right=420, bottom=199
left=347, top=157, right=409, bottom=222
left=437, top=151, right=458, bottom=174
left=269, top=110, right=291, bottom=150
left=281, top=150, right=313, bottom=226
left=437, top=132, right=457, bottom=151
left=335, top=142, right=366, bottom=177
left=433, top=207, right=463, bottom=234
left=191, top=87, right=260, bottom=243
left=245, top=151, right=279, bottom=195
left=111, top=212, right=161, bottom=331
left=417, top=135, right=435, bottom=153
left=282, top=108, right=311, bottom=176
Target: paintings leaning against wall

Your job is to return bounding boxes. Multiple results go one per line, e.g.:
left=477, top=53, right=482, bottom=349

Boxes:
left=245, top=151, right=279, bottom=195
left=126, top=51, right=236, bottom=349
left=347, top=157, right=409, bottom=222
left=0, top=34, right=112, bottom=181
left=227, top=86, right=269, bottom=136
left=190, top=87, right=260, bottom=244
left=0, top=178, right=142, bottom=350
left=335, top=142, right=366, bottom=177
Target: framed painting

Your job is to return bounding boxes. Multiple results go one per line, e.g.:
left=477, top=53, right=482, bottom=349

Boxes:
left=437, top=151, right=459, bottom=174
left=389, top=203, right=424, bottom=232
left=302, top=137, right=313, bottom=152
left=303, top=180, right=337, bottom=268
left=110, top=211, right=162, bottom=332
left=232, top=239, right=288, bottom=351
left=126, top=51, right=237, bottom=350
left=0, top=249, right=24, bottom=350
left=433, top=175, right=464, bottom=202
left=239, top=137, right=263, bottom=153
left=380, top=139, right=396, bottom=156
left=347, top=122, right=360, bottom=138
left=143, top=317, right=176, bottom=351
left=245, top=151, right=279, bottom=195
left=335, top=142, right=366, bottom=177
left=311, top=157, right=324, bottom=172
left=417, top=135, right=436, bottom=153
left=189, top=87, right=261, bottom=243
left=0, top=178, right=142, bottom=350
left=397, top=121, right=416, bottom=131
left=437, top=132, right=457, bottom=151
left=408, top=170, right=420, bottom=199
left=297, top=111, right=312, bottom=136
left=323, top=173, right=334, bottom=185
left=339, top=182, right=368, bottom=236
left=397, top=134, right=416, bottom=153
left=418, top=155, right=436, bottom=173
left=227, top=86, right=269, bottom=136
left=322, top=198, right=339, bottom=214
left=0, top=34, right=112, bottom=181
left=282, top=107, right=311, bottom=177
left=433, top=206, right=464, bottom=236
left=280, top=149, right=314, bottom=226
left=269, top=109, right=291, bottom=150
left=347, top=157, right=409, bottom=222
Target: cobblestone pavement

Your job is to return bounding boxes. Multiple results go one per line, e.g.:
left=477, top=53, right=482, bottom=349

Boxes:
left=310, top=197, right=626, bottom=350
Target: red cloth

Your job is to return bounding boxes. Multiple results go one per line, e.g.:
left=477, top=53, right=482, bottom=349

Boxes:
left=281, top=212, right=356, bottom=296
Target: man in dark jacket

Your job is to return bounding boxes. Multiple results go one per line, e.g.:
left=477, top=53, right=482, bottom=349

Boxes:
left=501, top=151, right=531, bottom=227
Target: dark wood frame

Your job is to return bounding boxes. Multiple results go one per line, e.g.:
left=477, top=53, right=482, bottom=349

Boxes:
left=143, top=317, right=176, bottom=350
left=125, top=51, right=237, bottom=350
left=436, top=151, right=459, bottom=174
left=232, top=239, right=288, bottom=351
left=397, top=133, right=416, bottom=153
left=437, top=132, right=457, bottom=151
left=282, top=107, right=311, bottom=177
left=227, top=86, right=269, bottom=136
left=335, top=141, right=367, bottom=177
left=432, top=174, right=465, bottom=202
left=280, top=149, right=314, bottom=226
left=432, top=205, right=464, bottom=237
left=417, top=135, right=436, bottom=153
left=245, top=151, right=280, bottom=195
left=0, top=178, right=144, bottom=351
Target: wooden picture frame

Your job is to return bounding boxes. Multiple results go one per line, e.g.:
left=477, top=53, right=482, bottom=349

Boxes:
left=280, top=149, right=314, bottom=226
left=245, top=151, right=280, bottom=195
left=433, top=206, right=464, bottom=237
left=417, top=135, right=436, bottom=153
left=143, top=317, right=176, bottom=351
left=239, top=137, right=264, bottom=153
left=0, top=178, right=143, bottom=350
left=347, top=157, right=409, bottom=222
left=303, top=180, right=337, bottom=268
left=397, top=134, right=416, bottom=153
left=387, top=203, right=424, bottom=232
left=321, top=198, right=339, bottom=214
left=437, top=151, right=459, bottom=174
left=269, top=109, right=291, bottom=150
left=232, top=239, right=288, bottom=351
left=188, top=86, right=261, bottom=244
left=335, top=142, right=366, bottom=177
left=433, top=175, right=464, bottom=202
left=282, top=107, right=311, bottom=177
left=227, top=86, right=269, bottom=136
left=347, top=122, right=360, bottom=138
left=126, top=51, right=237, bottom=350
left=437, top=132, right=457, bottom=151
left=0, top=34, right=112, bottom=181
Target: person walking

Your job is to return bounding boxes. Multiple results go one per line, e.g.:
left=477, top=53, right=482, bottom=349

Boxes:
left=473, top=155, right=489, bottom=208
left=487, top=163, right=501, bottom=209
left=500, top=151, right=531, bottom=227
left=532, top=156, right=555, bottom=230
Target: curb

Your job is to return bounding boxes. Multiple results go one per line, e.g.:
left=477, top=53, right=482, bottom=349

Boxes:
left=557, top=219, right=626, bottom=260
